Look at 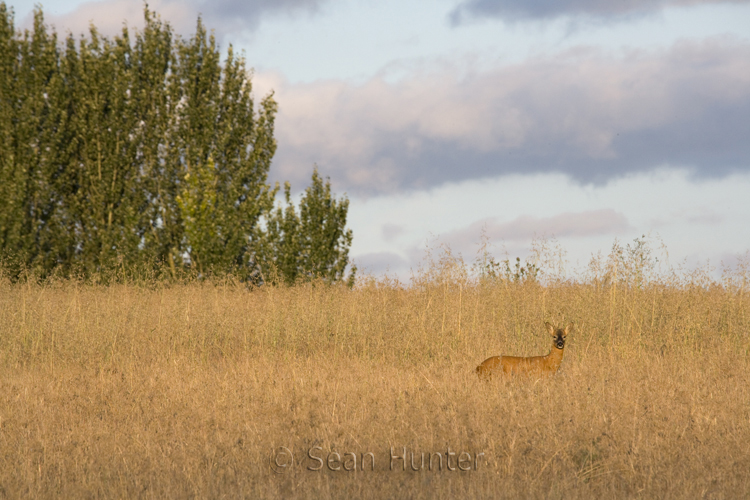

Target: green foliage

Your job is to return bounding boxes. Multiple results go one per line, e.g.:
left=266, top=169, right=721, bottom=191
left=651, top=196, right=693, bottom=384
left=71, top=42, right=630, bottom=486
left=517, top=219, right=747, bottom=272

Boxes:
left=176, top=157, right=221, bottom=275
left=0, top=6, right=63, bottom=277
left=255, top=169, right=356, bottom=286
left=0, top=4, right=353, bottom=284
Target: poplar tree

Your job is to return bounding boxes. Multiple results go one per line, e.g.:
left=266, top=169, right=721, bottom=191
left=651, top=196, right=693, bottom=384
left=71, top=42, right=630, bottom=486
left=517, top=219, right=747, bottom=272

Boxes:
left=255, top=169, right=355, bottom=286
left=0, top=3, right=354, bottom=284
left=0, top=7, right=63, bottom=275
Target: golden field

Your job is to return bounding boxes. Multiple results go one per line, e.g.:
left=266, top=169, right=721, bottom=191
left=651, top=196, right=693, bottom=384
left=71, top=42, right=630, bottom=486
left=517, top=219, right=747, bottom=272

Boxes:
left=1, top=246, right=749, bottom=499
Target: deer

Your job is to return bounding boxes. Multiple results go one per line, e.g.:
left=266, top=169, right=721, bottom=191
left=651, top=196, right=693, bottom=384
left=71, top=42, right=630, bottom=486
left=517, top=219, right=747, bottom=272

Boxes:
left=476, top=322, right=572, bottom=380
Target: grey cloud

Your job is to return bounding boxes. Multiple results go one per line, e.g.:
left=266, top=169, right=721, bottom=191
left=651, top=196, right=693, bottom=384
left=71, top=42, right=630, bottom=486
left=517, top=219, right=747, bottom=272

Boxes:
left=267, top=39, right=750, bottom=194
left=202, top=0, right=326, bottom=17
left=28, top=0, right=329, bottom=38
left=685, top=212, right=724, bottom=225
left=199, top=0, right=330, bottom=33
left=439, top=209, right=631, bottom=254
left=487, top=209, right=632, bottom=240
left=382, top=210, right=631, bottom=273
left=382, top=224, right=405, bottom=243
left=651, top=207, right=725, bottom=228
left=352, top=252, right=410, bottom=276
left=448, top=0, right=749, bottom=24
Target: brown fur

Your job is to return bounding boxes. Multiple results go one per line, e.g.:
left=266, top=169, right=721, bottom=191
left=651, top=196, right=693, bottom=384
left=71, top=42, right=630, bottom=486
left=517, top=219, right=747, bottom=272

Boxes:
left=476, top=322, right=573, bottom=380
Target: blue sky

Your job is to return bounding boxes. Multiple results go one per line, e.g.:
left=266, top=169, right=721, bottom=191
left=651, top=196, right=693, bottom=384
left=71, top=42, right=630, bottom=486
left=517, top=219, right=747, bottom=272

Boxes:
left=8, top=0, right=750, bottom=280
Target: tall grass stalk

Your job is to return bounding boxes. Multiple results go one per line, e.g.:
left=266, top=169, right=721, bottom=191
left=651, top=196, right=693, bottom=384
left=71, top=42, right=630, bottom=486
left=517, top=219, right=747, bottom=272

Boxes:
left=1, top=241, right=749, bottom=498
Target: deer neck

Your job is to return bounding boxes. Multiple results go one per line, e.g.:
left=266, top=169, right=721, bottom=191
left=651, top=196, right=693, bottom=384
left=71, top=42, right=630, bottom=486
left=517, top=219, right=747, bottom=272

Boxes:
left=544, top=343, right=565, bottom=370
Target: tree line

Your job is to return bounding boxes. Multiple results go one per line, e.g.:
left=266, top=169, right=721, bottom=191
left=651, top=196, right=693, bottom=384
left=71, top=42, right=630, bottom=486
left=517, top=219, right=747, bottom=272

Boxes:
left=0, top=4, right=355, bottom=285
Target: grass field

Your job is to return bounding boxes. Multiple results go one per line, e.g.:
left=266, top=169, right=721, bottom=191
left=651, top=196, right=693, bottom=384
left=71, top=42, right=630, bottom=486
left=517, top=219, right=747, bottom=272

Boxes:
left=1, top=244, right=749, bottom=498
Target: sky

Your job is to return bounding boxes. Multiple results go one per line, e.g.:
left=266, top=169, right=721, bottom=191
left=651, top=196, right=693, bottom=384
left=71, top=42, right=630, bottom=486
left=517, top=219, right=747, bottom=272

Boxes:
left=7, top=0, right=750, bottom=281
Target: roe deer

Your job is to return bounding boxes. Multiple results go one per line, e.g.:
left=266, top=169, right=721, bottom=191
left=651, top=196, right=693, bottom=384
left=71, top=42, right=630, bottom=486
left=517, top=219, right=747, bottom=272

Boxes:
left=476, top=322, right=572, bottom=379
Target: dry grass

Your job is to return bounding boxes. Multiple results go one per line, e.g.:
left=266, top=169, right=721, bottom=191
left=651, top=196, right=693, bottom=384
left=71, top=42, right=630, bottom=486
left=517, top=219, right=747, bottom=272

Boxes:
left=1, top=249, right=749, bottom=499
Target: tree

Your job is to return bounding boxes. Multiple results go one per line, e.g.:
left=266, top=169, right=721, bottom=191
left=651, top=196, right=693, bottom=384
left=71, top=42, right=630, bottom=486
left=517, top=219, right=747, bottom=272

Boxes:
left=0, top=5, right=277, bottom=280
left=255, top=169, right=356, bottom=286
left=0, top=6, right=65, bottom=276
left=0, top=4, right=355, bottom=285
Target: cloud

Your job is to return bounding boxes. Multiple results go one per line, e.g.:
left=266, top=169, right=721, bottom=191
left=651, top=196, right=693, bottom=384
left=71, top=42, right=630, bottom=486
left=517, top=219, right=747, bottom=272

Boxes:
left=448, top=0, right=750, bottom=24
left=266, top=38, right=750, bottom=194
left=23, top=0, right=330, bottom=37
left=352, top=252, right=410, bottom=275
left=381, top=224, right=405, bottom=243
left=199, top=0, right=330, bottom=33
left=437, top=209, right=631, bottom=254
left=685, top=212, right=724, bottom=225
left=371, top=209, right=632, bottom=273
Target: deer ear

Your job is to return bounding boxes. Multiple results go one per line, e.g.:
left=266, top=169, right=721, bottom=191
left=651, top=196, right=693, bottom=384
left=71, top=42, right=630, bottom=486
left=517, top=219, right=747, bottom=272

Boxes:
left=564, top=323, right=574, bottom=336
left=545, top=322, right=555, bottom=336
